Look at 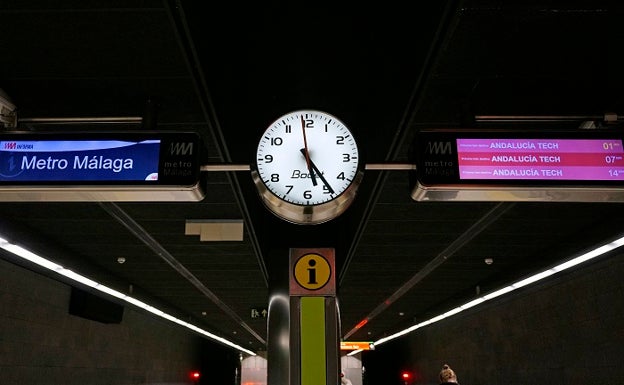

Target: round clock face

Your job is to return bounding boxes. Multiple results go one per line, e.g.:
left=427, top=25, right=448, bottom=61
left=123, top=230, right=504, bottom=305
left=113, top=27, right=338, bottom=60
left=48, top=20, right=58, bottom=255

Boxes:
left=252, top=110, right=363, bottom=224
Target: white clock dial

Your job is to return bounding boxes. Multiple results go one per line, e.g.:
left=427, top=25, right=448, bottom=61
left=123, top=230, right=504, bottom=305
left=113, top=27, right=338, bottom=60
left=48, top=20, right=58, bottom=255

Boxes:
left=252, top=110, right=363, bottom=224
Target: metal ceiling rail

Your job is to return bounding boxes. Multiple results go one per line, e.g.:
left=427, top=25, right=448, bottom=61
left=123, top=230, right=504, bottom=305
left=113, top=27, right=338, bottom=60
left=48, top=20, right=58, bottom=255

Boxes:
left=342, top=202, right=516, bottom=340
left=340, top=0, right=465, bottom=340
left=98, top=201, right=266, bottom=346
left=474, top=113, right=621, bottom=123
left=200, top=163, right=417, bottom=172
left=364, top=163, right=416, bottom=170
left=164, top=0, right=270, bottom=288
left=18, top=116, right=144, bottom=124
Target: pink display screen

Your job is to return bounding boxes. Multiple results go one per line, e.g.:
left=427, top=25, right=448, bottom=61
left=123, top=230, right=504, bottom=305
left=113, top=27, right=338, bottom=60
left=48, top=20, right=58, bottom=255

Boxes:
left=456, top=138, right=624, bottom=180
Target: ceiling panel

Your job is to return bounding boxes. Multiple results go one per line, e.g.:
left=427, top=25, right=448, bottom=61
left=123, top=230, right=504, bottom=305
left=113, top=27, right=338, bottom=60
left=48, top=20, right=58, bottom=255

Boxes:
left=1, top=0, right=623, bottom=350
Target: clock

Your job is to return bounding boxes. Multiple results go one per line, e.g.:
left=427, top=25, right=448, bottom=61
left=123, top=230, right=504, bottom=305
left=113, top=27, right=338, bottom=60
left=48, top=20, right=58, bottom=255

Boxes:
left=251, top=109, right=363, bottom=225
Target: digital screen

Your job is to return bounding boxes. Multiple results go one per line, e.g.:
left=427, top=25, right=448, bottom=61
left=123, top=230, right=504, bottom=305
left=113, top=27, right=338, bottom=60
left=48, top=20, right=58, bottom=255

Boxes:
left=0, top=132, right=203, bottom=201
left=412, top=130, right=624, bottom=202
left=0, top=139, right=160, bottom=182
left=456, top=138, right=624, bottom=181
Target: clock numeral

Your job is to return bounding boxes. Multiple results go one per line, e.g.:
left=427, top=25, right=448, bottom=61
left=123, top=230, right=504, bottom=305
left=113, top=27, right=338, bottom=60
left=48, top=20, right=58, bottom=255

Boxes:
left=256, top=111, right=359, bottom=217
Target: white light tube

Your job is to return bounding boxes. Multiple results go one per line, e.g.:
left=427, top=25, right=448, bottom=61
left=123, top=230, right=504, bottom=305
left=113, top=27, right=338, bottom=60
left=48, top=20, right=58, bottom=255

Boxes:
left=0, top=236, right=255, bottom=356
left=373, top=234, right=624, bottom=347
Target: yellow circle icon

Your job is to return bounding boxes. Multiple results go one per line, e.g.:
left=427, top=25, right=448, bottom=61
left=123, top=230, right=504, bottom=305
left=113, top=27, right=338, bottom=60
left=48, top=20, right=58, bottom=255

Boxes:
left=293, top=253, right=331, bottom=291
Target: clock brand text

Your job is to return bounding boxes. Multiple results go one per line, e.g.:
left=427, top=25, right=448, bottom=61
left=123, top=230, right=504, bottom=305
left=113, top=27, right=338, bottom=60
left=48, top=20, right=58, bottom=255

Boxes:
left=291, top=169, right=325, bottom=178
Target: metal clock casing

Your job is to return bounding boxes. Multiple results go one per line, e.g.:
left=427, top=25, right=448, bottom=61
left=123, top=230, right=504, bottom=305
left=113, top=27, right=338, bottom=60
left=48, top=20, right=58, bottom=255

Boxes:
left=251, top=110, right=363, bottom=225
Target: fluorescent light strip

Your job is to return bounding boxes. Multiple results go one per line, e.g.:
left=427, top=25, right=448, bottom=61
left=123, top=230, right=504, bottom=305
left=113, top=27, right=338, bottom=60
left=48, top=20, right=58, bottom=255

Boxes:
left=0, top=236, right=255, bottom=356
left=372, top=234, right=624, bottom=348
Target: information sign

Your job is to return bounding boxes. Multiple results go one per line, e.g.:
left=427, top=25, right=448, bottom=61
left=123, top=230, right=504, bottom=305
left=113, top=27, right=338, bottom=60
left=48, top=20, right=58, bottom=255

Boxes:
left=340, top=341, right=374, bottom=351
left=0, top=131, right=204, bottom=201
left=411, top=129, right=624, bottom=202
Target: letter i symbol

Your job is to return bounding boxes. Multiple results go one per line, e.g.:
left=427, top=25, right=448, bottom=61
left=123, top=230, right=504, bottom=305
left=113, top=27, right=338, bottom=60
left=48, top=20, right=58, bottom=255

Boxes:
left=306, top=259, right=317, bottom=284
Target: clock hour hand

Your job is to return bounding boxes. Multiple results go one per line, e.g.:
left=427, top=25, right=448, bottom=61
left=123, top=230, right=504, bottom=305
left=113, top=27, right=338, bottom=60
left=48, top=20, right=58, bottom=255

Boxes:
left=300, top=116, right=318, bottom=186
left=299, top=150, right=336, bottom=195
left=299, top=148, right=318, bottom=186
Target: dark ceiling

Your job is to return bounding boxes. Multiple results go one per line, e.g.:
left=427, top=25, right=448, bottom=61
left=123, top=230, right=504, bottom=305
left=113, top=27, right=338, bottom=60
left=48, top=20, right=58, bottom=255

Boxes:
left=1, top=0, right=624, bottom=352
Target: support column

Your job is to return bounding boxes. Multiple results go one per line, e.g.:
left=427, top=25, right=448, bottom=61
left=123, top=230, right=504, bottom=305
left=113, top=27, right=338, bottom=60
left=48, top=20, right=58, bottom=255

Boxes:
left=266, top=248, right=291, bottom=385
left=266, top=248, right=339, bottom=385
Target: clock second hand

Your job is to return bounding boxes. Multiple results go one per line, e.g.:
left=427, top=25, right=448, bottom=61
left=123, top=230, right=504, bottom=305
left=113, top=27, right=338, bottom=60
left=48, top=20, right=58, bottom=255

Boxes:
left=300, top=116, right=318, bottom=186
left=298, top=149, right=336, bottom=195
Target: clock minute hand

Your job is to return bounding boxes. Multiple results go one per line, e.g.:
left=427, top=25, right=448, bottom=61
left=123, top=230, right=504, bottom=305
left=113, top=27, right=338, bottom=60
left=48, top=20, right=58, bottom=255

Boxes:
left=300, top=116, right=318, bottom=186
left=305, top=154, right=336, bottom=195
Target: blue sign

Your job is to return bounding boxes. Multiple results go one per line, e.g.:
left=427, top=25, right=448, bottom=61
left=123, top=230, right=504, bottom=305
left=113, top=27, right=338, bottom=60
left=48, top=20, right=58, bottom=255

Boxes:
left=0, top=139, right=160, bottom=182
left=0, top=132, right=203, bottom=201
left=0, top=132, right=201, bottom=185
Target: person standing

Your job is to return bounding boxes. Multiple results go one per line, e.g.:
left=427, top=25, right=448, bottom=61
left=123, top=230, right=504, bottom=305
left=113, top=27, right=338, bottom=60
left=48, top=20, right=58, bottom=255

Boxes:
left=439, top=364, right=459, bottom=384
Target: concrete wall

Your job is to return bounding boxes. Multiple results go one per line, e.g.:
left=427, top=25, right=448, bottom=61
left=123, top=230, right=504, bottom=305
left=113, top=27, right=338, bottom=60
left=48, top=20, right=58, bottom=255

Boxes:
left=241, top=354, right=267, bottom=385
left=341, top=354, right=363, bottom=385
left=375, top=252, right=624, bottom=385
left=0, top=257, right=206, bottom=385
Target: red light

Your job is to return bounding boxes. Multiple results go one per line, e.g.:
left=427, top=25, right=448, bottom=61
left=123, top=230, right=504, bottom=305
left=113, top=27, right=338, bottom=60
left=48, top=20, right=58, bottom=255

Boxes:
left=189, top=371, right=201, bottom=380
left=355, top=319, right=369, bottom=329
left=401, top=371, right=412, bottom=380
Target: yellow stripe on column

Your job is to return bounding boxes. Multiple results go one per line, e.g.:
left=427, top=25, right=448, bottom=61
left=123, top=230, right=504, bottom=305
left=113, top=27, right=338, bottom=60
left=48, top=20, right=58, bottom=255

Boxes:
left=300, top=296, right=326, bottom=385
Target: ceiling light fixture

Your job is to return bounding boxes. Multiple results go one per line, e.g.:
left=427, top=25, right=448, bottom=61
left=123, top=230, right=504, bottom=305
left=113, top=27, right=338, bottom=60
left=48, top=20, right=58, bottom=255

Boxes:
left=372, top=234, right=624, bottom=348
left=0, top=235, right=255, bottom=356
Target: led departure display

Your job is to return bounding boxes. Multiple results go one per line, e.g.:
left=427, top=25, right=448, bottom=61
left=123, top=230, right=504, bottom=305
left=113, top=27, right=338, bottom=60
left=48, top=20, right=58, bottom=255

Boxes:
left=411, top=129, right=624, bottom=202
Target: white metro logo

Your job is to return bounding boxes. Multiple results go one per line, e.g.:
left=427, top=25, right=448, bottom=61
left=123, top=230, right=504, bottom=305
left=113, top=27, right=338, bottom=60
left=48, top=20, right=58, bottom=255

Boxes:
left=169, top=142, right=194, bottom=155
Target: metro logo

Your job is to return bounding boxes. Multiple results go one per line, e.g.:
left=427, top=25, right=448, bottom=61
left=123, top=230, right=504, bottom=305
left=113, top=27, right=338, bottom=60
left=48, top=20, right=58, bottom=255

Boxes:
left=3, top=142, right=34, bottom=150
left=169, top=142, right=193, bottom=155
left=426, top=141, right=452, bottom=155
